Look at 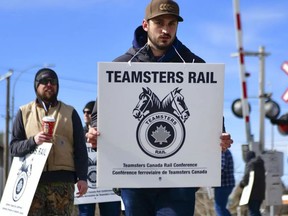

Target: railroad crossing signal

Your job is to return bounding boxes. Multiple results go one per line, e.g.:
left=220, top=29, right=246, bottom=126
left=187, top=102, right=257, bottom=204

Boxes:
left=282, top=61, right=288, bottom=75
left=282, top=89, right=288, bottom=103
left=281, top=61, right=288, bottom=103
left=271, top=113, right=288, bottom=135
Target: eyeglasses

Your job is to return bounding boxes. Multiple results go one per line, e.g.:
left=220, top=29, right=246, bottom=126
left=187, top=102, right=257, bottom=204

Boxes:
left=38, top=78, right=58, bottom=85
left=83, top=110, right=92, bottom=115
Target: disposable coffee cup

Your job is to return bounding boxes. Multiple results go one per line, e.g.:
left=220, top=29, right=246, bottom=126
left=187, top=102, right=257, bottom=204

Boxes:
left=42, top=116, right=55, bottom=136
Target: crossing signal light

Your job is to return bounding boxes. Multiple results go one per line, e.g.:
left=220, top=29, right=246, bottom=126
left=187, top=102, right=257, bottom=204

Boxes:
left=271, top=113, right=288, bottom=135
left=231, top=98, right=280, bottom=119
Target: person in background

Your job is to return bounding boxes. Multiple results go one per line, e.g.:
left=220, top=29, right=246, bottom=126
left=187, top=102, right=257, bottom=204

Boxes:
left=78, top=100, right=122, bottom=216
left=83, top=101, right=96, bottom=136
left=214, top=149, right=235, bottom=216
left=240, top=151, right=265, bottom=216
left=87, top=0, right=234, bottom=215
left=10, top=68, right=88, bottom=215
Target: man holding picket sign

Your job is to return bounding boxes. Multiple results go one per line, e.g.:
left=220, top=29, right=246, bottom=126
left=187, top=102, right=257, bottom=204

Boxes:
left=87, top=0, right=233, bottom=215
left=9, top=68, right=88, bottom=215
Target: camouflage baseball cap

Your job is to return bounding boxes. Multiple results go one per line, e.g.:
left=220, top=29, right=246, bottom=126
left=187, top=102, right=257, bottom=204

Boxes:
left=145, top=0, right=183, bottom=22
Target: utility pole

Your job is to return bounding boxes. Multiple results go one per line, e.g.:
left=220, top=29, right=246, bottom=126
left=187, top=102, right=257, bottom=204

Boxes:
left=258, top=46, right=270, bottom=153
left=0, top=70, right=13, bottom=189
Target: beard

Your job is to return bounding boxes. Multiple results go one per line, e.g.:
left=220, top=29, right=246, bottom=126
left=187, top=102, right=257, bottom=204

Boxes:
left=147, top=33, right=175, bottom=51
left=38, top=90, right=57, bottom=104
left=41, top=94, right=57, bottom=103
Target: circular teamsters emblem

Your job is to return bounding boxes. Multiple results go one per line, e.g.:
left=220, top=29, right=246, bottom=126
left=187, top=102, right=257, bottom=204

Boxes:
left=136, top=111, right=185, bottom=158
left=12, top=172, right=28, bottom=201
left=87, top=157, right=97, bottom=189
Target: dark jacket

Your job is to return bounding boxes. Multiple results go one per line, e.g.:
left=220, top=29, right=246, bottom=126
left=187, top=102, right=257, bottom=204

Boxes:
left=113, top=25, right=205, bottom=63
left=240, top=152, right=266, bottom=201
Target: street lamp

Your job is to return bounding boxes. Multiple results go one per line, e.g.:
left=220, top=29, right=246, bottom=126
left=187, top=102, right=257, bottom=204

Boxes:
left=11, top=64, right=55, bottom=123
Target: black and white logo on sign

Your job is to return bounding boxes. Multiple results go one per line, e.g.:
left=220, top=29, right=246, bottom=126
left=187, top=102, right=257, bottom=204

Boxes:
left=12, top=156, right=33, bottom=201
left=87, top=156, right=97, bottom=189
left=133, top=87, right=190, bottom=158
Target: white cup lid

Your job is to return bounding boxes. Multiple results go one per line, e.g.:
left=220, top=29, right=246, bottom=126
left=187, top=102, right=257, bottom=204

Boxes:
left=42, top=116, right=55, bottom=122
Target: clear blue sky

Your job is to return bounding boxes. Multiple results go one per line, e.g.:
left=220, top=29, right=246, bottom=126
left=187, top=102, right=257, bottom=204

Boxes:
left=0, top=0, right=288, bottom=184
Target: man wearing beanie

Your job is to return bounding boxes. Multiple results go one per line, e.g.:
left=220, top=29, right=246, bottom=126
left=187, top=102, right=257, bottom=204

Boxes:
left=10, top=68, right=88, bottom=215
left=83, top=101, right=96, bottom=135
left=87, top=0, right=234, bottom=215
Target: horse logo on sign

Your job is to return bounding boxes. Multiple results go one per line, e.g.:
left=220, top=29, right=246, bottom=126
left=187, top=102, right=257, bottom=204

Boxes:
left=133, top=87, right=189, bottom=158
left=12, top=156, right=33, bottom=201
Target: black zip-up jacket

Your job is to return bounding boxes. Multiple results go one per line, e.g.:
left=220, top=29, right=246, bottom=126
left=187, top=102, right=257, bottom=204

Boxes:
left=113, top=25, right=205, bottom=63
